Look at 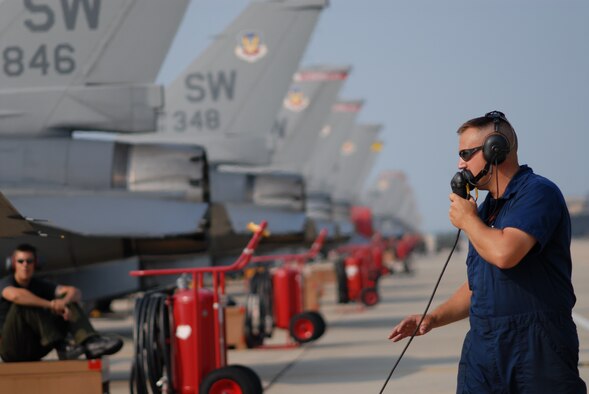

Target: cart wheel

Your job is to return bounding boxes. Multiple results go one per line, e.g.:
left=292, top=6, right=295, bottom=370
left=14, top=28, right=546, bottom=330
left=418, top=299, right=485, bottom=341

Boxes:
left=360, top=287, right=379, bottom=307
left=200, top=365, right=263, bottom=394
left=231, top=365, right=263, bottom=394
left=289, top=311, right=326, bottom=343
left=334, top=258, right=349, bottom=304
left=306, top=311, right=327, bottom=340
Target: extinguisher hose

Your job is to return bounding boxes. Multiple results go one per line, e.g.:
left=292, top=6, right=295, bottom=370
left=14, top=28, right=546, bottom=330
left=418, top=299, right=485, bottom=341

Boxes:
left=130, top=291, right=174, bottom=394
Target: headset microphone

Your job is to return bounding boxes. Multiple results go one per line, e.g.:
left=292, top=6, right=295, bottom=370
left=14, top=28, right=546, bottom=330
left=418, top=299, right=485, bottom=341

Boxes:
left=462, top=162, right=491, bottom=187
left=451, top=171, right=469, bottom=199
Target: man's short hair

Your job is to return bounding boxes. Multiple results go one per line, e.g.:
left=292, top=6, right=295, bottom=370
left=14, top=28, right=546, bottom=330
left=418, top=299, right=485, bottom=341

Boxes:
left=457, top=114, right=518, bottom=152
left=13, top=244, right=37, bottom=260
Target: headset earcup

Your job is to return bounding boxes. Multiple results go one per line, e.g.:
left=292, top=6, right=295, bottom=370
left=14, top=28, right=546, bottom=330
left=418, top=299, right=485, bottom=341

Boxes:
left=483, top=133, right=510, bottom=164
left=5, top=256, right=13, bottom=273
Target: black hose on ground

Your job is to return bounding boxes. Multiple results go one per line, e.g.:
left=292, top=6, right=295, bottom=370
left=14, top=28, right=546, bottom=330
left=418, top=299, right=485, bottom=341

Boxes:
left=130, top=291, right=174, bottom=394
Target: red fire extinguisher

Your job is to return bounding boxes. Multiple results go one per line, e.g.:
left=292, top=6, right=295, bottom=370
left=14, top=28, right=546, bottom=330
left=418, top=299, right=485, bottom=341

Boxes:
left=172, top=287, right=217, bottom=392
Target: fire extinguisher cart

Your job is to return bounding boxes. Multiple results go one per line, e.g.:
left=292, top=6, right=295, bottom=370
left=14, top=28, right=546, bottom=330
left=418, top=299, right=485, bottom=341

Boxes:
left=335, top=235, right=389, bottom=307
left=129, top=222, right=268, bottom=394
left=244, top=229, right=328, bottom=347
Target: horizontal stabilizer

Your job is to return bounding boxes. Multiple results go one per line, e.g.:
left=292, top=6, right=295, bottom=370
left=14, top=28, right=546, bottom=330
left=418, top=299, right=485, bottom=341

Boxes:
left=224, top=202, right=306, bottom=235
left=0, top=85, right=163, bottom=135
left=5, top=193, right=208, bottom=238
left=0, top=192, right=36, bottom=238
left=118, top=132, right=270, bottom=165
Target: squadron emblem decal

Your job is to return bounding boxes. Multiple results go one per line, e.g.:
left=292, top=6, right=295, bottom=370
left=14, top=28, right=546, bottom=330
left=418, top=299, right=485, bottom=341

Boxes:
left=283, top=87, right=309, bottom=112
left=377, top=178, right=390, bottom=191
left=371, top=141, right=383, bottom=152
left=319, top=125, right=332, bottom=138
left=235, top=31, right=268, bottom=63
left=341, top=141, right=356, bottom=156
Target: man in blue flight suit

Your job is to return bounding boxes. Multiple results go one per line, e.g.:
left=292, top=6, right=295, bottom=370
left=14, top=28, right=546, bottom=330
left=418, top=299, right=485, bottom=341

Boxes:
left=389, top=111, right=586, bottom=393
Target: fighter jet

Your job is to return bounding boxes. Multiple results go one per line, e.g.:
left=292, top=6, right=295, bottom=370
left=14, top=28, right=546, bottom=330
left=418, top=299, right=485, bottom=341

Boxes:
left=99, top=0, right=329, bottom=261
left=364, top=171, right=421, bottom=237
left=331, top=123, right=383, bottom=234
left=270, top=66, right=351, bottom=169
left=303, top=100, right=364, bottom=237
left=0, top=0, right=328, bottom=298
left=268, top=66, right=350, bottom=239
left=0, top=0, right=210, bottom=300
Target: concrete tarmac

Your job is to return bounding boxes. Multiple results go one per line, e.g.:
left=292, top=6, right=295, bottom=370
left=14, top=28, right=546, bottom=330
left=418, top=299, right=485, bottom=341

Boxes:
left=95, top=238, right=589, bottom=393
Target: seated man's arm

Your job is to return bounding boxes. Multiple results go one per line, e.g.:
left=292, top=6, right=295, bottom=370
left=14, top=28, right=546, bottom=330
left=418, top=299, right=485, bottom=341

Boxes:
left=55, top=285, right=81, bottom=304
left=2, top=286, right=52, bottom=310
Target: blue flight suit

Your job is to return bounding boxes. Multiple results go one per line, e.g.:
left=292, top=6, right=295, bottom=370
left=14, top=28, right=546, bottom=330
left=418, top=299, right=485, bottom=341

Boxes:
left=457, top=165, right=586, bottom=393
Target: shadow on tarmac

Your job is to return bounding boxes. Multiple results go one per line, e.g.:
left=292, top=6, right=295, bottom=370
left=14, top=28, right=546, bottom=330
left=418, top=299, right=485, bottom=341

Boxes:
left=254, top=355, right=460, bottom=385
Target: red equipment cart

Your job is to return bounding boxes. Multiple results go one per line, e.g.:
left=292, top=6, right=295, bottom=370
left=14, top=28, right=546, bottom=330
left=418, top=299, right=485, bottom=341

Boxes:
left=130, top=222, right=268, bottom=394
left=334, top=234, right=390, bottom=307
left=244, top=229, right=328, bottom=347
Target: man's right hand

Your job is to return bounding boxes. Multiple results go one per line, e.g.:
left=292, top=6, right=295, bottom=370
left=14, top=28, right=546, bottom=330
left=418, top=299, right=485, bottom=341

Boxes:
left=388, top=314, right=435, bottom=342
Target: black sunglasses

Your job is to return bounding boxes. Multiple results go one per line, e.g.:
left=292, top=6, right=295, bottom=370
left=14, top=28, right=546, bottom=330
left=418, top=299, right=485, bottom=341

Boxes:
left=16, top=258, right=35, bottom=264
left=459, top=145, right=483, bottom=161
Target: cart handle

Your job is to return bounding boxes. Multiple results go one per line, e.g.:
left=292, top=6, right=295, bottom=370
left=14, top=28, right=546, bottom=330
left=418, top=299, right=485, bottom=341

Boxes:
left=129, top=220, right=269, bottom=277
left=250, top=228, right=328, bottom=263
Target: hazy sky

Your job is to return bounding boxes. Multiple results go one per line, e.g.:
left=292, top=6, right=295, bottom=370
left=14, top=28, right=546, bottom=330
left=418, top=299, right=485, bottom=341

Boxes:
left=158, top=0, right=589, bottom=233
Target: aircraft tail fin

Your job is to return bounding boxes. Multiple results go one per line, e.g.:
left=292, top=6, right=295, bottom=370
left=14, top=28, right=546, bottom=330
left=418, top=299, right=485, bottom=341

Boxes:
left=0, top=0, right=190, bottom=135
left=332, top=124, right=383, bottom=202
left=271, top=65, right=351, bottom=169
left=163, top=0, right=328, bottom=164
left=304, top=100, right=363, bottom=193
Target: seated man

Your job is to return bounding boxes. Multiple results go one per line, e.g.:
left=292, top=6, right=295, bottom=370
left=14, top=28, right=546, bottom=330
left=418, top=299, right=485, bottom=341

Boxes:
left=0, top=244, right=123, bottom=362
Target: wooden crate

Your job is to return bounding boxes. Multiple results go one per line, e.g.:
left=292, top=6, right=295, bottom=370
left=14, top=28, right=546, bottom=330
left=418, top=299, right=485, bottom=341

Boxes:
left=303, top=269, right=323, bottom=312
left=308, top=262, right=336, bottom=284
left=0, top=358, right=108, bottom=394
left=225, top=305, right=247, bottom=350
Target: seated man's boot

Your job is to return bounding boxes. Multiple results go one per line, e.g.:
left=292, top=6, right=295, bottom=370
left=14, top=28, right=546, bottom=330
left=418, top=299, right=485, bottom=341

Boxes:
left=83, top=335, right=123, bottom=359
left=55, top=341, right=85, bottom=360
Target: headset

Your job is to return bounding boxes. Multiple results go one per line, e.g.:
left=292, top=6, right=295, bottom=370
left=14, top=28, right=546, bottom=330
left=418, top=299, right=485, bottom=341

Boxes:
left=482, top=110, right=511, bottom=164
left=463, top=110, right=514, bottom=186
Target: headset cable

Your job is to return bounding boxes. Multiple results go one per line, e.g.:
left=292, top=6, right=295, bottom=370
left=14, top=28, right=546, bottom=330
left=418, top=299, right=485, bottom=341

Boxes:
left=378, top=229, right=462, bottom=394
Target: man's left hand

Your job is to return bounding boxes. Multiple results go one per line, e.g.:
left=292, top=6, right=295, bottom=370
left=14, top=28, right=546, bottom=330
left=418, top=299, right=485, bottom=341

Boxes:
left=51, top=298, right=71, bottom=321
